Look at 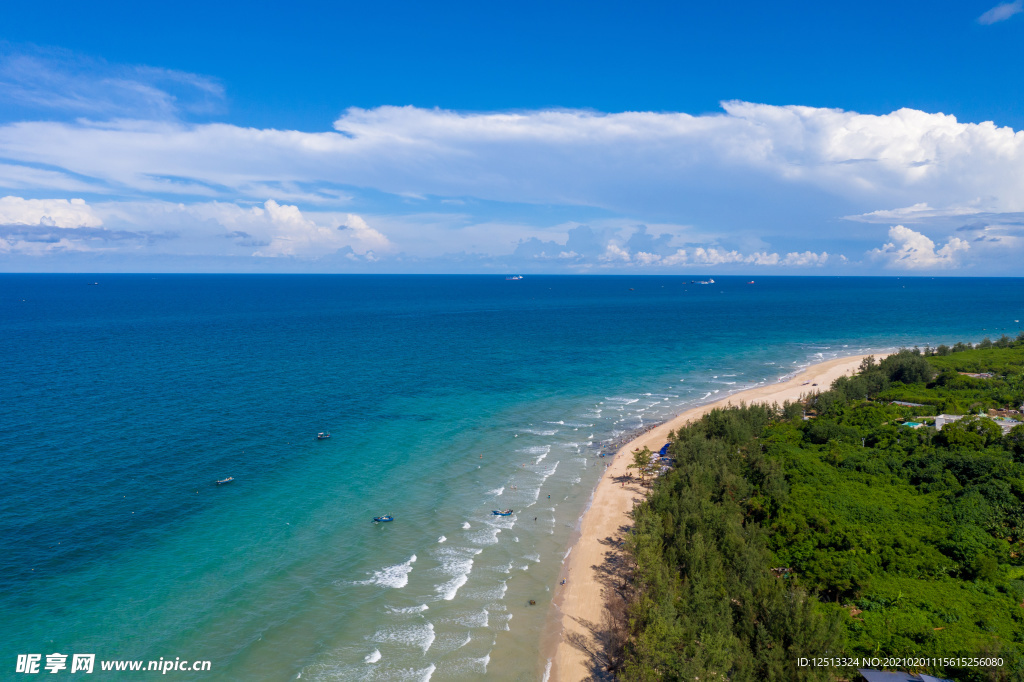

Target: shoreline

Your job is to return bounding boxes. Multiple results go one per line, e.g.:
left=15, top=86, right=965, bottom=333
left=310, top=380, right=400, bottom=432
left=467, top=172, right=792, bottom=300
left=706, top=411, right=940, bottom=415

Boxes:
left=543, top=352, right=886, bottom=681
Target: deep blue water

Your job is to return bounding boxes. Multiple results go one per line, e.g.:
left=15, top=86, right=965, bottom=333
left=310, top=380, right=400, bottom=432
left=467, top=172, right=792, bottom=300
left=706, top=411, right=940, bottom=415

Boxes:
left=1, top=275, right=1022, bottom=680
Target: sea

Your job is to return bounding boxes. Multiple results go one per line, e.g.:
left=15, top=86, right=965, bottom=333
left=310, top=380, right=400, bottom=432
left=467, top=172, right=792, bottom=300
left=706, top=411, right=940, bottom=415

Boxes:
left=2, top=274, right=1022, bottom=681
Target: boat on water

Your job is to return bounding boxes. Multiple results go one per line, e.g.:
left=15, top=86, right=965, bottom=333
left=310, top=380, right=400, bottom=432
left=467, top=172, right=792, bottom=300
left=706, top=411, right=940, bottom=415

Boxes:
left=373, top=515, right=394, bottom=523
left=216, top=477, right=234, bottom=485
left=87, top=282, right=99, bottom=285
left=491, top=509, right=514, bottom=516
left=690, top=278, right=715, bottom=285
left=316, top=432, right=331, bottom=440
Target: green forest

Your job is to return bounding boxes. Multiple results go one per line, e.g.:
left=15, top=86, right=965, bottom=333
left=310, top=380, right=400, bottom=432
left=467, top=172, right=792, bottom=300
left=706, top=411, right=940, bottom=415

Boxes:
left=618, top=337, right=1024, bottom=681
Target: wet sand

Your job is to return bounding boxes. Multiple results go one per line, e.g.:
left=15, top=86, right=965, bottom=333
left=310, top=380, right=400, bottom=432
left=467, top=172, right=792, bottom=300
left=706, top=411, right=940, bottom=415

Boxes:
left=545, top=353, right=882, bottom=681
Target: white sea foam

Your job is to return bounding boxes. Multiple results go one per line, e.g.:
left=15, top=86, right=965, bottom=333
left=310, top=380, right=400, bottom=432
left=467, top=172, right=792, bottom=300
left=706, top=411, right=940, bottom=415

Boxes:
left=523, top=428, right=557, bottom=436
left=517, top=445, right=550, bottom=455
left=488, top=486, right=504, bottom=496
left=455, top=607, right=489, bottom=628
left=427, top=631, right=472, bottom=656
left=495, top=612, right=513, bottom=630
left=525, top=553, right=541, bottom=563
left=538, top=461, right=559, bottom=481
left=385, top=604, right=429, bottom=614
left=437, top=535, right=446, bottom=543
left=351, top=555, right=417, bottom=589
left=542, top=659, right=552, bottom=682
left=492, top=581, right=509, bottom=601
left=371, top=622, right=435, bottom=654
left=419, top=664, right=436, bottom=682
left=462, top=522, right=471, bottom=529
left=364, top=649, right=382, bottom=663
left=468, top=526, right=502, bottom=545
left=436, top=573, right=469, bottom=601
left=434, top=547, right=480, bottom=600
left=454, top=654, right=489, bottom=675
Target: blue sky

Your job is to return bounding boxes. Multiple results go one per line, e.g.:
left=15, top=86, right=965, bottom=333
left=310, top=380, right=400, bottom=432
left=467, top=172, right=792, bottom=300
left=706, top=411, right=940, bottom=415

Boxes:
left=1, top=0, right=1023, bottom=273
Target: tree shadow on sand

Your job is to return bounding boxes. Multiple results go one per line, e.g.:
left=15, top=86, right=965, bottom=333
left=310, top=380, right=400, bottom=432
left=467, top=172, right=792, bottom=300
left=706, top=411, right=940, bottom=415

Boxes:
left=563, top=522, right=637, bottom=681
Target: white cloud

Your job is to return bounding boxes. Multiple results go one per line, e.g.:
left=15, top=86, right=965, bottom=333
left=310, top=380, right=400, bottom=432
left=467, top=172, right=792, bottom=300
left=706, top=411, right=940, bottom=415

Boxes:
left=605, top=245, right=830, bottom=267
left=781, top=251, right=829, bottom=266
left=3, top=103, right=1024, bottom=223
left=978, top=0, right=1023, bottom=25
left=844, top=202, right=987, bottom=223
left=0, top=196, right=103, bottom=227
left=340, top=213, right=391, bottom=251
left=242, top=201, right=390, bottom=257
left=746, top=251, right=780, bottom=265
left=0, top=48, right=224, bottom=120
left=599, top=243, right=632, bottom=262
left=690, top=247, right=745, bottom=265
left=0, top=236, right=98, bottom=256
left=867, top=225, right=970, bottom=269
left=3, top=98, right=1024, bottom=271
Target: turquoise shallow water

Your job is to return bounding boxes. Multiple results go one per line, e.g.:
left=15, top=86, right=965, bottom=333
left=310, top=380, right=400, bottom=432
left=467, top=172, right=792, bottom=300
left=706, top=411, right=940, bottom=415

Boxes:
left=2, top=274, right=1023, bottom=680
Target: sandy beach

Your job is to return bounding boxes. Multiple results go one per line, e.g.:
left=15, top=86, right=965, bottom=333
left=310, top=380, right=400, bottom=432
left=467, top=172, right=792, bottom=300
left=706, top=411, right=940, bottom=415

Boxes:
left=545, top=352, right=883, bottom=681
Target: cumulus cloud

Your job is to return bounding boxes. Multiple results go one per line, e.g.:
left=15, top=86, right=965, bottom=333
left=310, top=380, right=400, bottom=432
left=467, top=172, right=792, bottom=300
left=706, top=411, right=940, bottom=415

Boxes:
left=245, top=200, right=389, bottom=257
left=3, top=94, right=1024, bottom=271
left=600, top=243, right=632, bottom=262
left=602, top=245, right=830, bottom=267
left=3, top=103, right=1024, bottom=223
left=142, top=199, right=388, bottom=259
left=0, top=196, right=103, bottom=228
left=867, top=225, right=970, bottom=269
left=978, top=0, right=1023, bottom=25
left=781, top=250, right=830, bottom=266
left=0, top=196, right=177, bottom=255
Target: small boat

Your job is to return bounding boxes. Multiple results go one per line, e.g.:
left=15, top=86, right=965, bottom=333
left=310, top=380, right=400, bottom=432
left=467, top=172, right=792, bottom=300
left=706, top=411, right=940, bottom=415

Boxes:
left=87, top=282, right=99, bottom=285
left=373, top=515, right=394, bottom=523
left=216, top=477, right=234, bottom=485
left=317, top=432, right=331, bottom=440
left=491, top=509, right=514, bottom=516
